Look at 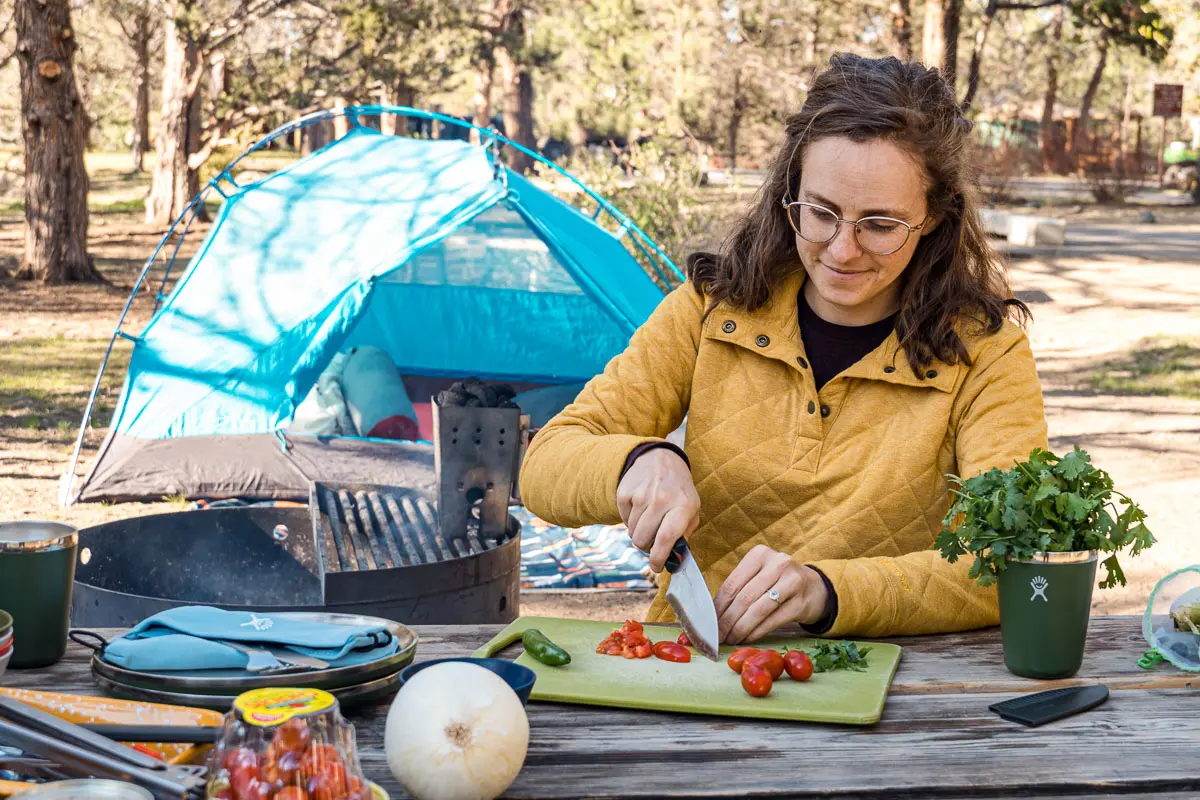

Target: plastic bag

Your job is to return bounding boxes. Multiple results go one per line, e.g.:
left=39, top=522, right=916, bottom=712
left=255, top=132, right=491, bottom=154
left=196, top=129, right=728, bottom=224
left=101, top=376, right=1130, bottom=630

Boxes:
left=1141, top=564, right=1200, bottom=673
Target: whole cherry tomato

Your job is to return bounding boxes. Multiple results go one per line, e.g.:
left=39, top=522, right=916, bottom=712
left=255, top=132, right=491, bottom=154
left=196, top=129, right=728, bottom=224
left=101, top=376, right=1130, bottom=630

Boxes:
left=230, top=764, right=258, bottom=798
left=741, top=663, right=773, bottom=697
left=727, top=647, right=759, bottom=674
left=276, top=749, right=302, bottom=784
left=223, top=748, right=259, bottom=772
left=307, top=763, right=347, bottom=800
left=677, top=632, right=692, bottom=647
left=745, top=649, right=784, bottom=680
left=652, top=642, right=692, bottom=663
left=257, top=744, right=280, bottom=786
left=783, top=650, right=814, bottom=681
left=300, top=743, right=344, bottom=780
left=273, top=717, right=312, bottom=754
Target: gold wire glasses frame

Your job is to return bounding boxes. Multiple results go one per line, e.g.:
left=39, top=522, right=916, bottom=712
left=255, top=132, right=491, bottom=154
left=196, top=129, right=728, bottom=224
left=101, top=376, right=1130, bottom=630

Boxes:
left=780, top=198, right=928, bottom=256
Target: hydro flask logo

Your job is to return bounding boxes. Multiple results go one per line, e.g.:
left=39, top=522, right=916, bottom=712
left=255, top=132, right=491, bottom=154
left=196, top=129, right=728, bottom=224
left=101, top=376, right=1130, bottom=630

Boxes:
left=241, top=613, right=274, bottom=631
left=1030, top=576, right=1049, bottom=602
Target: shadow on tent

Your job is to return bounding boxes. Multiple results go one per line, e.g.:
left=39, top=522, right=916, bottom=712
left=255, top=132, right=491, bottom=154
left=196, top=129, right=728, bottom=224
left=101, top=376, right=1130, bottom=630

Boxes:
left=61, top=106, right=683, bottom=508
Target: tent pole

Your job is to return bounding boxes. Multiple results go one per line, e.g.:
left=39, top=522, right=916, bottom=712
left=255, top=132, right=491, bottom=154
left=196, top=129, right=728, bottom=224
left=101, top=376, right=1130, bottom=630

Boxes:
left=153, top=187, right=208, bottom=312
left=59, top=189, right=212, bottom=507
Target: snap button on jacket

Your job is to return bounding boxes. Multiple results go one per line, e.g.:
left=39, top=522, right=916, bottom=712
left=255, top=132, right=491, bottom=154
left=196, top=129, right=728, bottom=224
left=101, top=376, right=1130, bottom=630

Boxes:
left=519, top=273, right=1048, bottom=637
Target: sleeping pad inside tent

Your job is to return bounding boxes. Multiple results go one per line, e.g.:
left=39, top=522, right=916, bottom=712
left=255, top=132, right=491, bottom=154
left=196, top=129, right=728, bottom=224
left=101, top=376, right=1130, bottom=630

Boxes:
left=74, top=125, right=673, bottom=504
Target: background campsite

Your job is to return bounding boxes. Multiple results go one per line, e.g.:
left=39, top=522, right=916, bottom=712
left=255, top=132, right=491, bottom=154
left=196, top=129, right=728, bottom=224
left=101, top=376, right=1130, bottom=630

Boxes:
left=1, top=0, right=1199, bottom=621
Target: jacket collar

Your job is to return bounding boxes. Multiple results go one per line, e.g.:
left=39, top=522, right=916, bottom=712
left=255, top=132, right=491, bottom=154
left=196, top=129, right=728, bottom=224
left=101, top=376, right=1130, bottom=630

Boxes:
left=703, top=270, right=960, bottom=393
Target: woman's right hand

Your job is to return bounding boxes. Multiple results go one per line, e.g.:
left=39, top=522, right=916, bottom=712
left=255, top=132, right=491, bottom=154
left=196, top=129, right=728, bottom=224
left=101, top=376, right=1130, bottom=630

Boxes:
left=616, top=447, right=701, bottom=573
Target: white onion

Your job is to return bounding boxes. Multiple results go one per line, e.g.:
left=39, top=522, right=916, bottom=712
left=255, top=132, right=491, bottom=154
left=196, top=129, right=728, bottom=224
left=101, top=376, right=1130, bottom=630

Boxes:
left=384, top=662, right=530, bottom=800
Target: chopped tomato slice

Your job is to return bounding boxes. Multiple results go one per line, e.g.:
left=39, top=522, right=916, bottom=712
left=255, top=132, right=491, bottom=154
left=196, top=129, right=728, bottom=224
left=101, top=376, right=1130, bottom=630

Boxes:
left=597, top=620, right=655, bottom=657
left=653, top=642, right=691, bottom=663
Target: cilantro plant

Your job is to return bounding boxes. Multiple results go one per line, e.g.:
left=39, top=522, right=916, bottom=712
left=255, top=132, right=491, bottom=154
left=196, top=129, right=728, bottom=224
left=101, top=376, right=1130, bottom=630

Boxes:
left=936, top=447, right=1155, bottom=589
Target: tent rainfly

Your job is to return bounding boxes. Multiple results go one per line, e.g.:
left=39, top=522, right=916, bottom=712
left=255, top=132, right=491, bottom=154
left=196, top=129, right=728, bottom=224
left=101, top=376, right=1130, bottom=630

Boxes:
left=62, top=107, right=682, bottom=506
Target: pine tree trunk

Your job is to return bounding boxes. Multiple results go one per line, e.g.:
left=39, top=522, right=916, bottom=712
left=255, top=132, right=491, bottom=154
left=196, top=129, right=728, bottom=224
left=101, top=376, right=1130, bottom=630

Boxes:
left=145, top=0, right=203, bottom=226
left=130, top=10, right=152, bottom=173
left=672, top=0, right=685, bottom=134
left=378, top=85, right=395, bottom=135
left=890, top=0, right=914, bottom=60
left=495, top=10, right=534, bottom=174
left=14, top=0, right=99, bottom=283
left=1039, top=0, right=1065, bottom=173
left=396, top=84, right=414, bottom=135
left=728, top=71, right=744, bottom=172
left=961, top=0, right=997, bottom=109
left=471, top=57, right=493, bottom=143
left=923, top=0, right=945, bottom=70
left=1071, top=34, right=1108, bottom=165
left=804, top=10, right=819, bottom=63
left=941, top=0, right=962, bottom=88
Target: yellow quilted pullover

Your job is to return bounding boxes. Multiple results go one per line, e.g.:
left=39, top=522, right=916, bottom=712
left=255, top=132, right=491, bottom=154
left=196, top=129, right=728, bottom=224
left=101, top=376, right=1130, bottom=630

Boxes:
left=519, top=272, right=1048, bottom=637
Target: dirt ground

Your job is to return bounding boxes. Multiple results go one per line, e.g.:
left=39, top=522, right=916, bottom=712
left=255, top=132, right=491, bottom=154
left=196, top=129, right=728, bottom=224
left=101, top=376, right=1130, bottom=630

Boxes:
left=1, top=183, right=1198, bottom=623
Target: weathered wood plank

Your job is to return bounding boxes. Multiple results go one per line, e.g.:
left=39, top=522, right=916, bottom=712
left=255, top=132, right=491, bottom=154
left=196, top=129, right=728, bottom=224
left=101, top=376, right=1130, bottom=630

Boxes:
left=876, top=617, right=1196, bottom=694
left=10, top=616, right=1196, bottom=799
left=32, top=617, right=1189, bottom=696
left=352, top=689, right=1199, bottom=798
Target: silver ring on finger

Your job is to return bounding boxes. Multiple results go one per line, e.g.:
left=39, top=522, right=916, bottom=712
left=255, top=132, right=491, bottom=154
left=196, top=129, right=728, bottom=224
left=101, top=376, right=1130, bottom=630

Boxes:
left=766, top=587, right=782, bottom=603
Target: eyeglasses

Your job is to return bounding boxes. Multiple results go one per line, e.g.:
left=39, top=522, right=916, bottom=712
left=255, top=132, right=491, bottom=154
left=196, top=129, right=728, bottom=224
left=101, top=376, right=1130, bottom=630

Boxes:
left=780, top=199, right=928, bottom=256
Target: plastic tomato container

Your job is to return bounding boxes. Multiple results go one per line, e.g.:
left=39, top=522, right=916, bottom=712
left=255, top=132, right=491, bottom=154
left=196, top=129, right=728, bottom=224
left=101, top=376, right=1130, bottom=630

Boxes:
left=205, top=687, right=385, bottom=800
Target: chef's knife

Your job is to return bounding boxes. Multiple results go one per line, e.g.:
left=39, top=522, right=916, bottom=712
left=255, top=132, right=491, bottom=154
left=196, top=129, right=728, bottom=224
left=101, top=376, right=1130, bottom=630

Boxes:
left=664, top=538, right=720, bottom=661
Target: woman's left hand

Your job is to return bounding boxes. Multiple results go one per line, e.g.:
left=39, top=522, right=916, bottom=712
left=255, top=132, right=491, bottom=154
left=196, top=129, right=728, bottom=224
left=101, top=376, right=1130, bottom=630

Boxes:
left=714, top=545, right=830, bottom=644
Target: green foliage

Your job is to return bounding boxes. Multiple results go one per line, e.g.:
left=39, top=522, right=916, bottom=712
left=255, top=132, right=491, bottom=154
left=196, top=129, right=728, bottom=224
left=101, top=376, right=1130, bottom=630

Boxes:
left=1070, top=0, right=1174, bottom=60
left=791, top=641, right=873, bottom=673
left=936, top=447, right=1155, bottom=590
left=533, top=139, right=706, bottom=288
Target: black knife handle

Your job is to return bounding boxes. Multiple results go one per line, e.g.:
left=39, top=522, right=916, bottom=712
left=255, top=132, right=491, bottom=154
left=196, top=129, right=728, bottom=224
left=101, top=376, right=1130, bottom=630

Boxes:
left=664, top=538, right=688, bottom=574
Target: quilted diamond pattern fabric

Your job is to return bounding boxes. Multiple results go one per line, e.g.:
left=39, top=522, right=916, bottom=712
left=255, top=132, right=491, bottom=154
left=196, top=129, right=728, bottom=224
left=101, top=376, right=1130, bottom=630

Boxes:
left=519, top=272, right=1048, bottom=637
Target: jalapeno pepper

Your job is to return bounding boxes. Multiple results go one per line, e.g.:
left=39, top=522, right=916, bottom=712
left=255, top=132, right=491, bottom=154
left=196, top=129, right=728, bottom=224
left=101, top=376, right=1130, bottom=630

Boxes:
left=522, top=628, right=572, bottom=666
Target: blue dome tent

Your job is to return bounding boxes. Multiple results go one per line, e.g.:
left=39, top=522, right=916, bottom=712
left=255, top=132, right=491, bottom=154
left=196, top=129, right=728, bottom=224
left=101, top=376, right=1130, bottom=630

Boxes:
left=62, top=107, right=682, bottom=505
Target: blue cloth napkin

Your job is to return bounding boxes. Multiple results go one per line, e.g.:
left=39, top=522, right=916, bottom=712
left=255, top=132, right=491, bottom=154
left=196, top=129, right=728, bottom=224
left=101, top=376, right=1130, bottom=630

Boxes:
left=102, top=606, right=398, bottom=672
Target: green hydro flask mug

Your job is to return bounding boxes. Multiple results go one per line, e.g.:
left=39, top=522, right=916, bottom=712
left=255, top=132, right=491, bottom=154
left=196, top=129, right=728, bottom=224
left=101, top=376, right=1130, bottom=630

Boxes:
left=0, top=521, right=78, bottom=668
left=997, top=550, right=1098, bottom=679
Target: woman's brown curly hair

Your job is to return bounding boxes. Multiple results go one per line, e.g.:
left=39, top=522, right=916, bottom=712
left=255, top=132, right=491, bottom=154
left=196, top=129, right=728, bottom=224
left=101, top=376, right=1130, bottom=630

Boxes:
left=688, top=53, right=1028, bottom=374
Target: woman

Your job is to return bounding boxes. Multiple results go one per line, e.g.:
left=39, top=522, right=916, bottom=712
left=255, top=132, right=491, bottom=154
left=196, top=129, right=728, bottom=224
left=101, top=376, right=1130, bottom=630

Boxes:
left=519, top=54, right=1048, bottom=642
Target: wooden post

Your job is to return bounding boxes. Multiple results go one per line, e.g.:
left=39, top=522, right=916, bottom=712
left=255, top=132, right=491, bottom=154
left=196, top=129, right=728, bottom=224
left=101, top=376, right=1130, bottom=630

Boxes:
left=333, top=96, right=350, bottom=140
left=1158, top=116, right=1166, bottom=186
left=1135, top=116, right=1142, bottom=174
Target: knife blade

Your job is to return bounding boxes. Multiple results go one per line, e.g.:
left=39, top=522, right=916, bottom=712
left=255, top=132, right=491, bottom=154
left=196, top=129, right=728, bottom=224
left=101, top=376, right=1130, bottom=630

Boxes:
left=219, top=641, right=329, bottom=672
left=259, top=646, right=330, bottom=670
left=664, top=538, right=720, bottom=661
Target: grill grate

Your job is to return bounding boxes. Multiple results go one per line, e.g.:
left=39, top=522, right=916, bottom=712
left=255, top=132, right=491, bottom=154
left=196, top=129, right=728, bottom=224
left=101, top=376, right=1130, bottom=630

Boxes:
left=315, top=485, right=499, bottom=572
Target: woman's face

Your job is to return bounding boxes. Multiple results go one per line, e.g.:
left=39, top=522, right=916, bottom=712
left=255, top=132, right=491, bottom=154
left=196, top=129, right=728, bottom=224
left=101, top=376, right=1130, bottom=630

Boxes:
left=792, top=136, right=936, bottom=326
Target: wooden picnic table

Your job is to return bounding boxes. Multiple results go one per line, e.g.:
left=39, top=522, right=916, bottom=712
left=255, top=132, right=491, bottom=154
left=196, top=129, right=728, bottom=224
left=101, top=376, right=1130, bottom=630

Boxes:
left=6, top=614, right=1198, bottom=798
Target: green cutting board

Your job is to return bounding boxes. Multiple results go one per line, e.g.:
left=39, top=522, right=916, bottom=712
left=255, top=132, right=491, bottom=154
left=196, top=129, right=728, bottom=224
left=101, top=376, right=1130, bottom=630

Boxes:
left=473, top=616, right=902, bottom=725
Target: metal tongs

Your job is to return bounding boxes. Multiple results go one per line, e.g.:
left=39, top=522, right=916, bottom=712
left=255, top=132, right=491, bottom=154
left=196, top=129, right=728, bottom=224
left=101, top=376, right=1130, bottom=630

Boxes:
left=0, top=696, right=207, bottom=799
